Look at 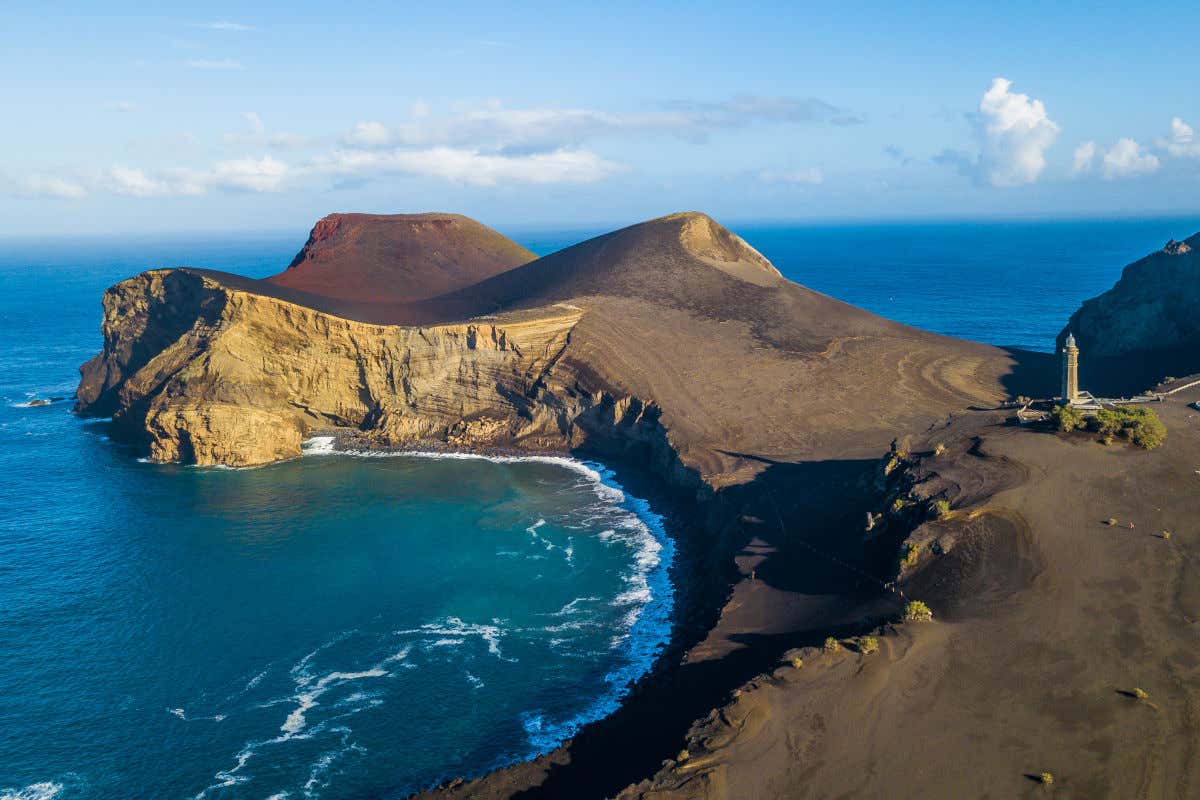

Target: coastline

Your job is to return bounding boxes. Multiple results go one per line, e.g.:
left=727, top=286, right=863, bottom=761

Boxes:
left=298, top=433, right=695, bottom=791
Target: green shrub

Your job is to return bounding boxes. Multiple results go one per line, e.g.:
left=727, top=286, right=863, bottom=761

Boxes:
left=1038, top=772, right=1054, bottom=785
left=903, top=600, right=933, bottom=622
left=931, top=499, right=951, bottom=519
left=1106, top=518, right=1119, bottom=526
left=823, top=636, right=841, bottom=652
left=900, top=542, right=919, bottom=568
left=933, top=442, right=947, bottom=456
left=859, top=636, right=879, bottom=655
left=1132, top=687, right=1149, bottom=701
left=676, top=749, right=690, bottom=762
left=1051, top=403, right=1086, bottom=432
left=790, top=655, right=804, bottom=669
left=1088, top=407, right=1166, bottom=449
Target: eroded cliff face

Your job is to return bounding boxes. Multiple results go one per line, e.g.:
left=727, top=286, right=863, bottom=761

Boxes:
left=76, top=269, right=691, bottom=470
left=1061, top=232, right=1200, bottom=358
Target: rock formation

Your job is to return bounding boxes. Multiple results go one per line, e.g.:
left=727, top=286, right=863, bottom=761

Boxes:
left=1059, top=232, right=1200, bottom=389
left=77, top=211, right=1020, bottom=480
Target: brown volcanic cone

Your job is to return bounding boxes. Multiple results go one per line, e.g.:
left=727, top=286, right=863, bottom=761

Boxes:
left=267, top=212, right=535, bottom=305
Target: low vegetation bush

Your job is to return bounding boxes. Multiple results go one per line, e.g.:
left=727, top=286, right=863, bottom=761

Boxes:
left=823, top=636, right=841, bottom=652
left=859, top=636, right=879, bottom=655
left=1051, top=404, right=1086, bottom=432
left=1132, top=687, right=1149, bottom=701
left=903, top=600, right=933, bottom=622
left=899, top=542, right=919, bottom=568
left=933, top=442, right=947, bottom=456
left=931, top=499, right=951, bottom=519
left=1088, top=407, right=1166, bottom=450
left=790, top=655, right=804, bottom=669
left=1038, top=772, right=1054, bottom=785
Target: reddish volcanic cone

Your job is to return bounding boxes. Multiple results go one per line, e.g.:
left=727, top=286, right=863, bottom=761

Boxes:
left=267, top=212, right=535, bottom=305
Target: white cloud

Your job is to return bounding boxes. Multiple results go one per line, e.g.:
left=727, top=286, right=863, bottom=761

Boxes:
left=1072, top=141, right=1097, bottom=174
left=339, top=95, right=862, bottom=152
left=1101, top=138, right=1160, bottom=179
left=101, top=157, right=289, bottom=197
left=224, top=113, right=311, bottom=149
left=21, top=175, right=88, bottom=199
left=106, top=166, right=162, bottom=196
left=242, top=111, right=265, bottom=134
left=198, top=21, right=254, bottom=31
left=313, top=147, right=619, bottom=186
left=1071, top=138, right=1160, bottom=180
left=186, top=58, right=243, bottom=70
left=758, top=167, right=824, bottom=185
left=1160, top=117, right=1200, bottom=158
left=973, top=77, right=1060, bottom=187
left=111, top=101, right=137, bottom=113
left=343, top=121, right=394, bottom=147
left=209, top=156, right=290, bottom=192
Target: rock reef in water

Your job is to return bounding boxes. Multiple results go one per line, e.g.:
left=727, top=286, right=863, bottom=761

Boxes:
left=76, top=211, right=1017, bottom=479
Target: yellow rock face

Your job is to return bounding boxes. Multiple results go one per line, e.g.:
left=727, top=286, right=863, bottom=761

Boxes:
left=78, top=269, right=583, bottom=466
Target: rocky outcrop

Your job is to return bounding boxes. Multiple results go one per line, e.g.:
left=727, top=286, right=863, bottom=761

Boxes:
left=1060, top=232, right=1200, bottom=359
left=75, top=268, right=713, bottom=479
left=77, top=211, right=1017, bottom=487
left=77, top=269, right=587, bottom=466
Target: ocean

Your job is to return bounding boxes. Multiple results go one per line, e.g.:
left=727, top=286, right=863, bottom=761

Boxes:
left=1, top=216, right=1197, bottom=800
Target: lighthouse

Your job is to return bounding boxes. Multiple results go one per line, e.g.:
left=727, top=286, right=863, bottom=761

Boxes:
left=1061, top=332, right=1080, bottom=403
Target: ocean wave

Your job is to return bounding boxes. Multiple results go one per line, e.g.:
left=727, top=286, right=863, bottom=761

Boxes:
left=290, top=440, right=677, bottom=777
left=0, top=782, right=63, bottom=800
left=398, top=616, right=511, bottom=661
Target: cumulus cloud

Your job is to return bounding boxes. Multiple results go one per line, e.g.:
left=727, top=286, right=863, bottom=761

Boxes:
left=21, top=175, right=88, bottom=199
left=972, top=77, right=1060, bottom=187
left=1072, top=138, right=1160, bottom=180
left=1101, top=138, right=1160, bottom=179
left=1072, top=141, right=1098, bottom=174
left=186, top=58, right=243, bottom=70
left=758, top=167, right=824, bottom=185
left=1160, top=117, right=1200, bottom=158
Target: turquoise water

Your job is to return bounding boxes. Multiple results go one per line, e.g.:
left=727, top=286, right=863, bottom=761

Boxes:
left=2, top=218, right=1198, bottom=800
left=0, top=238, right=672, bottom=799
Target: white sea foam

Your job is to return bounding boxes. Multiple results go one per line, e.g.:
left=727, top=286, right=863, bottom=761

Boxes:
left=466, top=672, right=485, bottom=689
left=0, top=782, right=64, bottom=800
left=275, top=446, right=677, bottom=778
left=399, top=616, right=512, bottom=660
left=301, top=435, right=336, bottom=454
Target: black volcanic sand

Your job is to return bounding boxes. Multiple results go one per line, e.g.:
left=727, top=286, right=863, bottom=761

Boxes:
left=420, top=389, right=1200, bottom=799
left=79, top=210, right=1198, bottom=798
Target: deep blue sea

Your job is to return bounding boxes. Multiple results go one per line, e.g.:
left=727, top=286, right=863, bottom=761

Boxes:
left=1, top=217, right=1197, bottom=800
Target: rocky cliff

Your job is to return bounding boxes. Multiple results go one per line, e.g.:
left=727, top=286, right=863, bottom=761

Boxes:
left=77, top=212, right=1019, bottom=487
left=1059, top=232, right=1200, bottom=388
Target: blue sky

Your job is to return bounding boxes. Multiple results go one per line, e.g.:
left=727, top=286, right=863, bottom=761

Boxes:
left=4, top=1, right=1199, bottom=234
